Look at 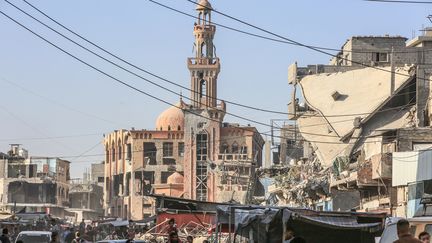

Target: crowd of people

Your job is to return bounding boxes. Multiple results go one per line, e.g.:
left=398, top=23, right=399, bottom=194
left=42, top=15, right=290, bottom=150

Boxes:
left=0, top=216, right=150, bottom=243
left=393, top=219, right=430, bottom=243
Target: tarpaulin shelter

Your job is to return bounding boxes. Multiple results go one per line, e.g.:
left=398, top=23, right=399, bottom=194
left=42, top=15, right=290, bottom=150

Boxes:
left=216, top=206, right=386, bottom=243
left=151, top=195, right=227, bottom=233
left=100, top=219, right=130, bottom=227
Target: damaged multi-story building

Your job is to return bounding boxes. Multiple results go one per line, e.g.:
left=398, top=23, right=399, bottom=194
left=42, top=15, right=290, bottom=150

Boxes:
left=67, top=163, right=104, bottom=222
left=280, top=27, right=432, bottom=216
left=0, top=145, right=71, bottom=217
left=103, top=0, right=264, bottom=220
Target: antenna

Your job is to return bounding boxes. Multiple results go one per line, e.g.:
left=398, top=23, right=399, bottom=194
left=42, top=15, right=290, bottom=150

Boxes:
left=428, top=15, right=432, bottom=24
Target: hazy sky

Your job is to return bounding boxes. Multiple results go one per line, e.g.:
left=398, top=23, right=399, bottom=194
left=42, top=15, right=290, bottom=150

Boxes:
left=0, top=0, right=429, bottom=177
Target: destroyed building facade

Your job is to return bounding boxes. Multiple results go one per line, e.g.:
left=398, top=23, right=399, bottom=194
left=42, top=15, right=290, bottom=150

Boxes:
left=103, top=0, right=264, bottom=220
left=0, top=145, right=71, bottom=217
left=67, top=163, right=104, bottom=222
left=278, top=28, right=432, bottom=215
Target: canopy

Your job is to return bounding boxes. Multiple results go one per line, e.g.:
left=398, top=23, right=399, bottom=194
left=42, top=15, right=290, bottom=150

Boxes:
left=100, top=219, right=129, bottom=227
left=216, top=206, right=385, bottom=243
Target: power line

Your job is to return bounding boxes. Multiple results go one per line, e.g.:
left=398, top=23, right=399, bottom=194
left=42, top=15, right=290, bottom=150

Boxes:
left=0, top=11, right=303, bottom=144
left=0, top=2, right=344, bottom=138
left=364, top=0, right=432, bottom=4
left=18, top=0, right=288, bottom=116
left=187, top=0, right=429, bottom=83
left=8, top=0, right=421, bottom=123
left=5, top=1, right=301, bottom=136
left=148, top=0, right=432, bottom=54
left=0, top=133, right=103, bottom=142
left=1, top=8, right=421, bottom=142
left=0, top=76, right=129, bottom=128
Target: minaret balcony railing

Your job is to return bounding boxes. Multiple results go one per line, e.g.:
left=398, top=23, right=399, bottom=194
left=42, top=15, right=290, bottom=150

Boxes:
left=188, top=57, right=220, bottom=66
left=194, top=25, right=216, bottom=32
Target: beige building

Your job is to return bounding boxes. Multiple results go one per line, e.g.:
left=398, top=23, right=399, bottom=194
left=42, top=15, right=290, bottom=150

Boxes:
left=103, top=0, right=264, bottom=220
left=67, top=164, right=104, bottom=222
left=0, top=145, right=71, bottom=217
left=285, top=27, right=432, bottom=215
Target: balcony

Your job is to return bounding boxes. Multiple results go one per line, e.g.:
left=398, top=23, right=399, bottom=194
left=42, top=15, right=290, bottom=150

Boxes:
left=188, top=57, right=220, bottom=67
left=218, top=153, right=250, bottom=162
left=194, top=25, right=216, bottom=32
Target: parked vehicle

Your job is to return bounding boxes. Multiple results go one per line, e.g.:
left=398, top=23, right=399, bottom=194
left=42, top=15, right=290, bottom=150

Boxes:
left=15, top=231, right=51, bottom=243
left=380, top=197, right=432, bottom=243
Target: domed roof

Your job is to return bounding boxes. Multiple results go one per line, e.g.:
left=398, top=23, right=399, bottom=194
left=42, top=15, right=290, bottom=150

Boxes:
left=167, top=172, right=184, bottom=184
left=196, top=0, right=212, bottom=10
left=155, top=103, right=184, bottom=131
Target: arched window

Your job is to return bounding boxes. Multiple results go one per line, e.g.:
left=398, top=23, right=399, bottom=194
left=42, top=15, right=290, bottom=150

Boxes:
left=118, top=144, right=122, bottom=160
left=201, top=42, right=207, bottom=57
left=221, top=143, right=229, bottom=154
left=241, top=145, right=248, bottom=155
left=198, top=12, right=202, bottom=25
left=231, top=142, right=239, bottom=154
left=200, top=79, right=206, bottom=98
left=204, top=12, right=208, bottom=24
left=168, top=125, right=171, bottom=131
left=112, top=147, right=116, bottom=161
left=177, top=125, right=181, bottom=131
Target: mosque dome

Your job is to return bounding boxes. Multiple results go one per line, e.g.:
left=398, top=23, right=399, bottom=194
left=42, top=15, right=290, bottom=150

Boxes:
left=196, top=0, right=212, bottom=10
left=167, top=172, right=184, bottom=184
left=155, top=103, right=184, bottom=131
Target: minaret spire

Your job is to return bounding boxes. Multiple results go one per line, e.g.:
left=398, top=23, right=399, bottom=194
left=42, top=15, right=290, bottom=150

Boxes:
left=188, top=0, right=220, bottom=109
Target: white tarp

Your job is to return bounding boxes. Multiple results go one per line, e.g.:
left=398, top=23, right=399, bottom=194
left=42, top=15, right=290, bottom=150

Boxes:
left=392, top=150, right=432, bottom=186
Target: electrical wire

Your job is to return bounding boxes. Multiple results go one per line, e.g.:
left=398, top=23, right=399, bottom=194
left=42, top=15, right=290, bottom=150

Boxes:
left=18, top=0, right=288, bottom=116
left=14, top=0, right=424, bottom=122
left=19, top=0, right=428, bottom=120
left=364, top=0, right=432, bottom=4
left=0, top=133, right=103, bottom=142
left=187, top=0, right=430, bottom=83
left=0, top=7, right=420, bottom=142
left=0, top=75, right=129, bottom=128
left=149, top=0, right=432, bottom=54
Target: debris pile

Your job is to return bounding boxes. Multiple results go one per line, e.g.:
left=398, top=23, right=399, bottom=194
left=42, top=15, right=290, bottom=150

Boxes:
left=272, top=157, right=330, bottom=207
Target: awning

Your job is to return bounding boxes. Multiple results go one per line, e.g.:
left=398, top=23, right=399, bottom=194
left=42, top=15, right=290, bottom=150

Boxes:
left=298, top=214, right=382, bottom=231
left=216, top=206, right=385, bottom=243
left=100, top=219, right=129, bottom=227
left=132, top=215, right=157, bottom=225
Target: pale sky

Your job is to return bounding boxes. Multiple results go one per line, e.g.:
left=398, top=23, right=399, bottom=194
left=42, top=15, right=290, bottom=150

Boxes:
left=0, top=0, right=429, bottom=177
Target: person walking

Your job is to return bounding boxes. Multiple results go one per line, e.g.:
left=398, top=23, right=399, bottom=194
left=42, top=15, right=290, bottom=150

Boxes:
left=0, top=228, right=11, bottom=243
left=72, top=232, right=82, bottom=243
left=419, top=232, right=431, bottom=243
left=51, top=231, right=59, bottom=243
left=394, top=219, right=422, bottom=243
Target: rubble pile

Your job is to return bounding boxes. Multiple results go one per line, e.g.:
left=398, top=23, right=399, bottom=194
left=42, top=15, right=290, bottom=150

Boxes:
left=273, top=157, right=330, bottom=207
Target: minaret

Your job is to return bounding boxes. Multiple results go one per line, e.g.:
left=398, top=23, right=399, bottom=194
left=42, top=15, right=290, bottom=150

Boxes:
left=188, top=0, right=220, bottom=108
left=183, top=0, right=225, bottom=202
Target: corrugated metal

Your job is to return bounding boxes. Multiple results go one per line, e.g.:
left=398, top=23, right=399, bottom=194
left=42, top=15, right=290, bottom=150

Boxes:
left=392, top=151, right=432, bottom=186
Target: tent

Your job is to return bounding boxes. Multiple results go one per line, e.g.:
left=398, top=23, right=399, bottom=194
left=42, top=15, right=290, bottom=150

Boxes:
left=216, top=206, right=386, bottom=243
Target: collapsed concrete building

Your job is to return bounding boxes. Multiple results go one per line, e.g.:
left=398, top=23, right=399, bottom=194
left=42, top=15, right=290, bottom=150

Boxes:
left=0, top=145, right=71, bottom=217
left=103, top=0, right=264, bottom=220
left=278, top=29, right=432, bottom=215
left=67, top=163, right=104, bottom=222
